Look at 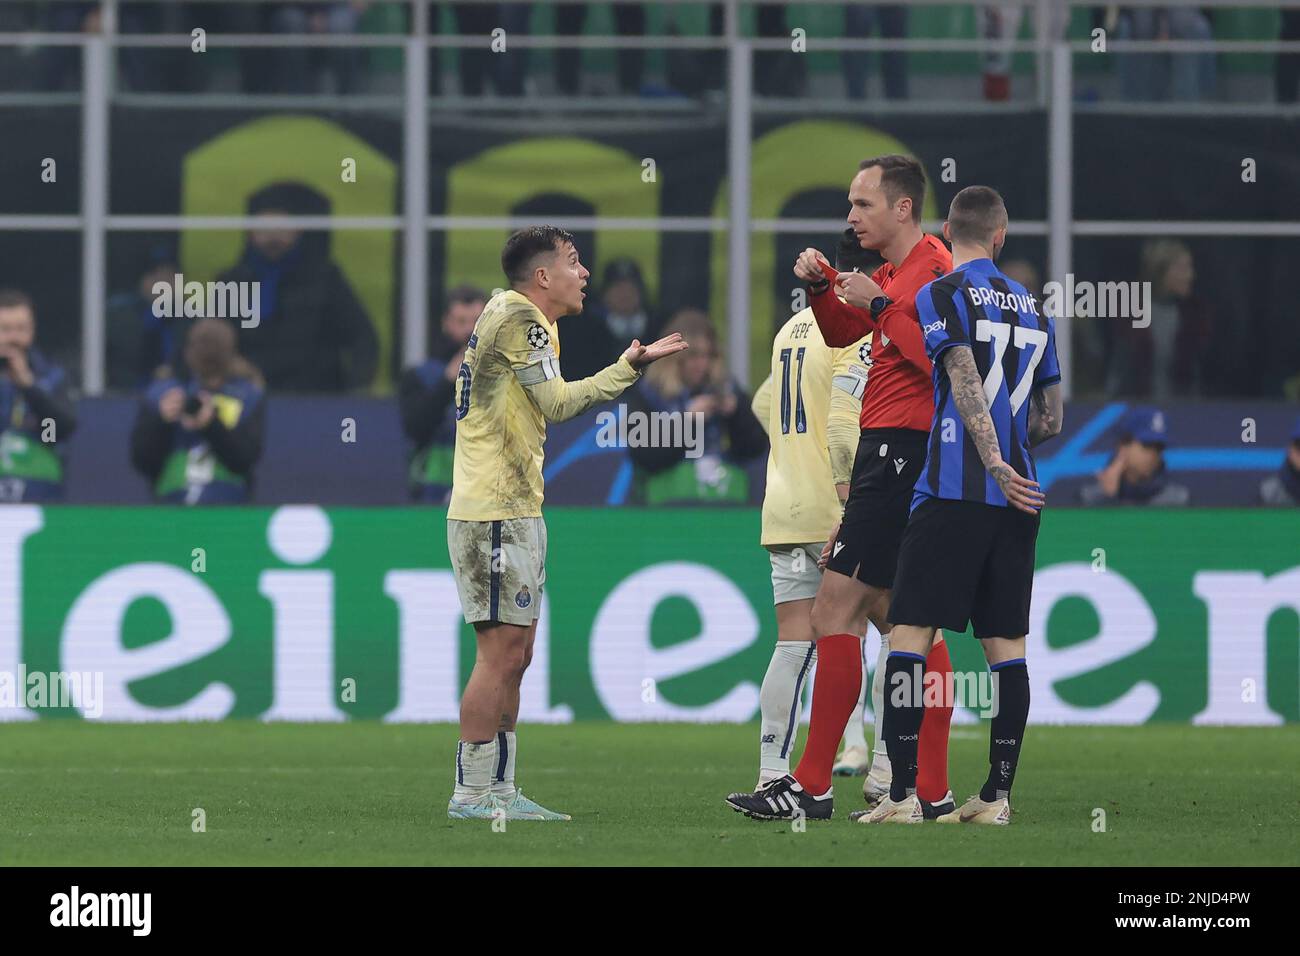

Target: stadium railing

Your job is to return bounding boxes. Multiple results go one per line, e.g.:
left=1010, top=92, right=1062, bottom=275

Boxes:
left=0, top=0, right=1297, bottom=399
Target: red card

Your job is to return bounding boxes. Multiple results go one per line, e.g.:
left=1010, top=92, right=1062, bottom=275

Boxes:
left=818, top=260, right=839, bottom=284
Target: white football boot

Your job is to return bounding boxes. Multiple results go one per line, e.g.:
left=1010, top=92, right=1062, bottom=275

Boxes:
left=936, top=794, right=1011, bottom=825
left=852, top=792, right=924, bottom=824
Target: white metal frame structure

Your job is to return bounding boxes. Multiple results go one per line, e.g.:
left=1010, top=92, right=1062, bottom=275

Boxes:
left=0, top=0, right=1297, bottom=396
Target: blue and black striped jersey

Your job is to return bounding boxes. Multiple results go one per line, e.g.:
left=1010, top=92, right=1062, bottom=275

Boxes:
left=913, top=258, right=1060, bottom=510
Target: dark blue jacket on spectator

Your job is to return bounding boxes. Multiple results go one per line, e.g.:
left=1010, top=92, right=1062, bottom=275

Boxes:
left=0, top=348, right=77, bottom=502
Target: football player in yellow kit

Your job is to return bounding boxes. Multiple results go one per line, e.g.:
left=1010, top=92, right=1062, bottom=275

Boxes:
left=446, top=225, right=686, bottom=821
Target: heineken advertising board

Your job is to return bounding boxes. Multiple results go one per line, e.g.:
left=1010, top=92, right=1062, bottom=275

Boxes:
left=0, top=506, right=1295, bottom=724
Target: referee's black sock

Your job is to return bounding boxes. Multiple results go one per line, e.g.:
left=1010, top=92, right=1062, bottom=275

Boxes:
left=883, top=651, right=926, bottom=802
left=981, top=659, right=1030, bottom=803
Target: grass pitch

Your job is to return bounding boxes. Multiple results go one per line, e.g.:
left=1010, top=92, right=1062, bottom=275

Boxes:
left=1, top=722, right=1295, bottom=866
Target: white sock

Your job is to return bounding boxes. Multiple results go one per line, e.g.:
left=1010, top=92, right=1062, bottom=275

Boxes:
left=453, top=738, right=497, bottom=800
left=839, top=634, right=870, bottom=753
left=870, top=634, right=892, bottom=774
left=758, top=641, right=816, bottom=783
left=490, top=730, right=517, bottom=797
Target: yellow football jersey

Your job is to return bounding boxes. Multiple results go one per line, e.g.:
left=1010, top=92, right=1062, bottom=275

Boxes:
left=754, top=308, right=870, bottom=546
left=447, top=290, right=640, bottom=521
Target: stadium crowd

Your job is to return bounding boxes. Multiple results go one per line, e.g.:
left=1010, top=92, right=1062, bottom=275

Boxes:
left=3, top=2, right=1295, bottom=103
left=9, top=257, right=1296, bottom=508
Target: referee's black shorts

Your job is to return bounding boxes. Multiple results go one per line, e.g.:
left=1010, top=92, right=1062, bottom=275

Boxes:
left=888, top=495, right=1041, bottom=640
left=824, top=428, right=928, bottom=590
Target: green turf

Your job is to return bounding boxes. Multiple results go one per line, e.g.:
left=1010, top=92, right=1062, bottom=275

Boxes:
left=1, top=722, right=1295, bottom=866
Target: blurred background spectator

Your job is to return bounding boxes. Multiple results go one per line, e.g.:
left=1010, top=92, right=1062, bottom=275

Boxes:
left=130, top=318, right=265, bottom=504
left=1258, top=416, right=1300, bottom=506
left=229, top=2, right=371, bottom=94
left=0, top=290, right=77, bottom=502
left=1001, top=258, right=1042, bottom=300
left=38, top=0, right=100, bottom=91
left=1106, top=239, right=1213, bottom=400
left=435, top=3, right=532, bottom=96
left=556, top=3, right=645, bottom=95
left=1079, top=406, right=1190, bottom=506
left=1115, top=4, right=1217, bottom=102
left=217, top=182, right=377, bottom=393
left=844, top=3, right=908, bottom=99
left=107, top=244, right=181, bottom=392
left=979, top=2, right=1070, bottom=101
left=626, top=308, right=766, bottom=505
left=754, top=3, right=805, bottom=97
left=399, top=284, right=485, bottom=503
left=1278, top=8, right=1300, bottom=103
left=558, top=258, right=659, bottom=380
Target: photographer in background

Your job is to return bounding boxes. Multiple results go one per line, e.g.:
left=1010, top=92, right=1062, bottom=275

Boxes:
left=1079, top=406, right=1190, bottom=507
left=131, top=318, right=265, bottom=505
left=398, top=284, right=485, bottom=503
left=0, top=290, right=78, bottom=502
left=627, top=307, right=766, bottom=505
left=1259, top=416, right=1300, bottom=506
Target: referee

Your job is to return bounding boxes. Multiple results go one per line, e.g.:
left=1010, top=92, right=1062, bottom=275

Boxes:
left=728, top=155, right=957, bottom=822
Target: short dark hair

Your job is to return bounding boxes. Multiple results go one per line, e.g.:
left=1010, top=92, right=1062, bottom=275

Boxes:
left=859, top=154, right=926, bottom=224
left=947, top=186, right=1008, bottom=245
left=834, top=227, right=880, bottom=273
left=0, top=289, right=34, bottom=312
left=501, top=226, right=575, bottom=286
left=444, top=284, right=487, bottom=312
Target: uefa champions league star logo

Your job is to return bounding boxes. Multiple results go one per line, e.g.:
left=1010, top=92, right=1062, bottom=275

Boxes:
left=526, top=323, right=550, bottom=350
left=858, top=341, right=872, bottom=368
left=515, top=586, right=532, bottom=609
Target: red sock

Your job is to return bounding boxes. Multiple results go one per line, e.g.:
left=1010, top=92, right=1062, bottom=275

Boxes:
left=917, top=638, right=954, bottom=804
left=793, top=633, right=862, bottom=796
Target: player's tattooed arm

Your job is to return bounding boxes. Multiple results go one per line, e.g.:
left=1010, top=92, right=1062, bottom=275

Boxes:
left=942, top=346, right=1046, bottom=514
left=943, top=346, right=1001, bottom=467
left=1027, top=382, right=1064, bottom=447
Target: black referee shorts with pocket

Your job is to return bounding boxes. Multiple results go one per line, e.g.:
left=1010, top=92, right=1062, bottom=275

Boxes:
left=825, top=428, right=929, bottom=590
left=888, top=495, right=1041, bottom=640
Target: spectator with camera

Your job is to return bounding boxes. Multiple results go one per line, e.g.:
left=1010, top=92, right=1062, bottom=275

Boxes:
left=1258, top=416, right=1300, bottom=506
left=0, top=290, right=78, bottom=502
left=1080, top=406, right=1190, bottom=507
left=130, top=318, right=265, bottom=505
left=399, top=284, right=485, bottom=503
left=626, top=308, right=766, bottom=505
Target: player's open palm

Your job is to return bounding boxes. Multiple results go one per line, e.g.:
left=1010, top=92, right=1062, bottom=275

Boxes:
left=991, top=460, right=1046, bottom=515
left=623, top=333, right=688, bottom=369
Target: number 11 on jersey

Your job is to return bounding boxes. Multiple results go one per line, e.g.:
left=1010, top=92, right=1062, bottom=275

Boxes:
left=778, top=346, right=807, bottom=434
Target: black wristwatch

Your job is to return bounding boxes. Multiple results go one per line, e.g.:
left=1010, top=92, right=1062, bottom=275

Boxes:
left=808, top=276, right=830, bottom=295
left=869, top=295, right=892, bottom=320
